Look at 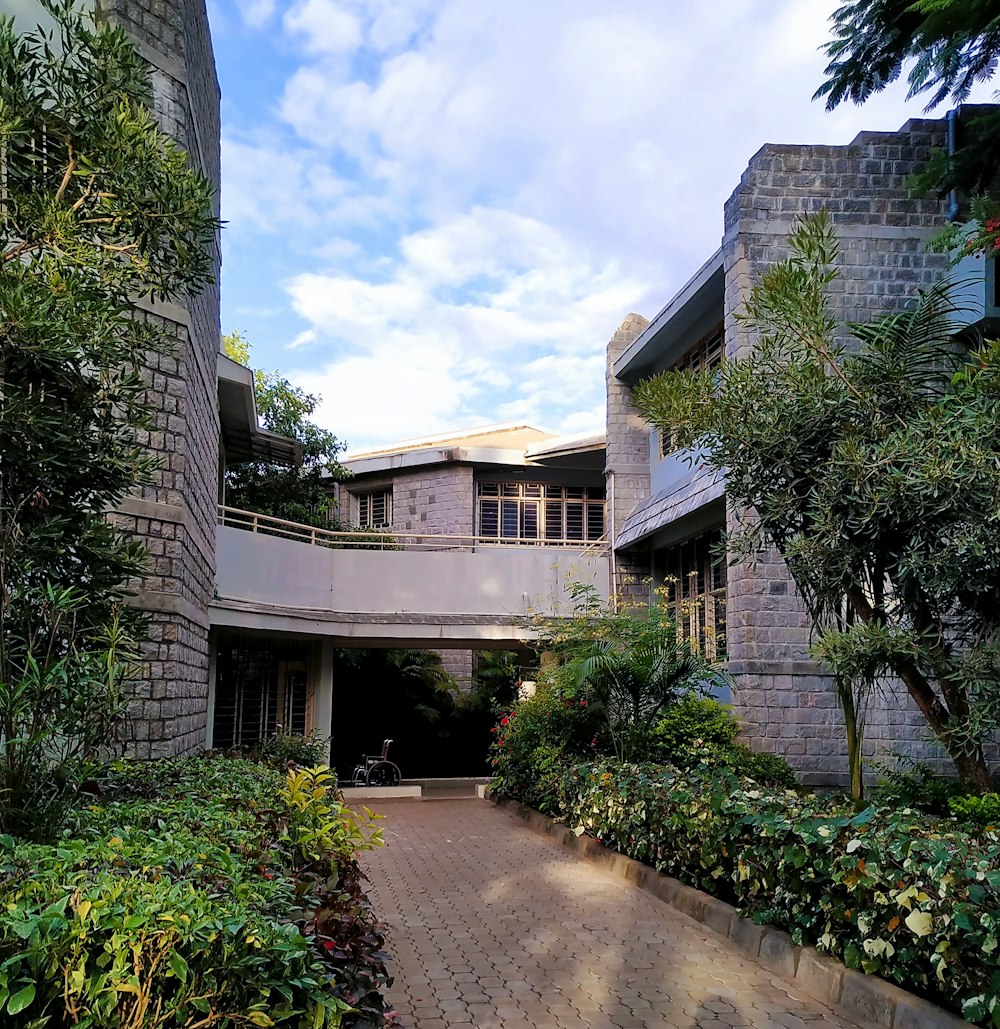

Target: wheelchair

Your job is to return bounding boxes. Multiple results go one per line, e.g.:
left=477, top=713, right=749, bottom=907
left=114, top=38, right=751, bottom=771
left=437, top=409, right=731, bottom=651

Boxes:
left=350, top=738, right=402, bottom=787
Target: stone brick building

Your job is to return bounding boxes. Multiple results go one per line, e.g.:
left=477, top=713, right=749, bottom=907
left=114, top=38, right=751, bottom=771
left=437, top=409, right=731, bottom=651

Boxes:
left=606, top=110, right=999, bottom=785
left=332, top=424, right=609, bottom=688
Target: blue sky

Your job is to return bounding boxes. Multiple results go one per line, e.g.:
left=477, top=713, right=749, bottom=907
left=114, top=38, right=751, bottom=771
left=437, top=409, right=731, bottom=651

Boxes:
left=206, top=0, right=994, bottom=453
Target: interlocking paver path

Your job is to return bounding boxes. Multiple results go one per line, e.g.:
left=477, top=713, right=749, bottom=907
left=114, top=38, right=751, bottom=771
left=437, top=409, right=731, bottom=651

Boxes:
left=360, top=798, right=866, bottom=1029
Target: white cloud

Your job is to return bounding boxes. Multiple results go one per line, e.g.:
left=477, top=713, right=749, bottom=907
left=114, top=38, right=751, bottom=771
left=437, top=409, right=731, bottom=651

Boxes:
left=282, top=208, right=643, bottom=448
left=219, top=0, right=999, bottom=449
left=233, top=0, right=276, bottom=28
left=284, top=0, right=363, bottom=54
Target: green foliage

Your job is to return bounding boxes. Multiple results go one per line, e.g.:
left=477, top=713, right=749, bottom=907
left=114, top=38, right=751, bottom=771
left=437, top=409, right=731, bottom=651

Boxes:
left=649, top=695, right=740, bottom=755
left=489, top=684, right=606, bottom=814
left=816, top=0, right=1000, bottom=230
left=874, top=760, right=968, bottom=816
left=0, top=2, right=218, bottom=837
left=257, top=730, right=331, bottom=769
left=950, top=792, right=1000, bottom=828
left=472, top=650, right=525, bottom=708
left=223, top=331, right=349, bottom=528
left=723, top=745, right=799, bottom=789
left=634, top=211, right=1000, bottom=790
left=0, top=588, right=141, bottom=837
left=0, top=757, right=397, bottom=1028
left=642, top=698, right=797, bottom=787
left=280, top=765, right=383, bottom=869
left=532, top=589, right=727, bottom=764
left=559, top=759, right=1000, bottom=1025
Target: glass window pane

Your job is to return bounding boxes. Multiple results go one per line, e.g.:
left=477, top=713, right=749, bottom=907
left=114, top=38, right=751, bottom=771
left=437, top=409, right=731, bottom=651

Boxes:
left=586, top=503, right=604, bottom=540
left=521, top=501, right=539, bottom=539
left=479, top=499, right=499, bottom=537
left=566, top=503, right=584, bottom=540
left=544, top=501, right=563, bottom=539
left=479, top=482, right=499, bottom=497
left=501, top=500, right=519, bottom=538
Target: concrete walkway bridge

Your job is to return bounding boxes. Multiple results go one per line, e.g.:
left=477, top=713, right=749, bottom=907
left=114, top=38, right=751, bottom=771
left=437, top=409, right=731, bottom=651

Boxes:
left=211, top=506, right=610, bottom=648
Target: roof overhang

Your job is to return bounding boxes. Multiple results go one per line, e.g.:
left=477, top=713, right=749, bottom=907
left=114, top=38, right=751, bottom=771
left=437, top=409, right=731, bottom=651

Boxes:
left=616, top=464, right=725, bottom=550
left=615, top=248, right=725, bottom=385
left=218, top=354, right=301, bottom=466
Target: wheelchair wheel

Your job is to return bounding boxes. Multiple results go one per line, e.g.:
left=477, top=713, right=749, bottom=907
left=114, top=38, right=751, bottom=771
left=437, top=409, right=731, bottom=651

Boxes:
left=366, top=760, right=401, bottom=787
left=351, top=765, right=368, bottom=787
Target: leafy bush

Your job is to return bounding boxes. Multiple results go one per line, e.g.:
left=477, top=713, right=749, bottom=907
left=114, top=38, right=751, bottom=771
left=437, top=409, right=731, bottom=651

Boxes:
left=874, top=760, right=967, bottom=816
left=558, top=760, right=1000, bottom=1026
left=0, top=757, right=397, bottom=1028
left=643, top=696, right=796, bottom=787
left=281, top=765, right=383, bottom=868
left=723, top=744, right=798, bottom=789
left=648, top=695, right=740, bottom=756
left=257, top=730, right=331, bottom=768
left=0, top=590, right=138, bottom=839
left=950, top=792, right=1000, bottom=830
left=489, top=684, right=606, bottom=814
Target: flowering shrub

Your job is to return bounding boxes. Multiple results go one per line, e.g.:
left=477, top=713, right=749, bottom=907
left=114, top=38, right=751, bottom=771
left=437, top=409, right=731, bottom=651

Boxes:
left=0, top=757, right=397, bottom=1028
left=489, top=684, right=605, bottom=813
left=559, top=761, right=1000, bottom=1026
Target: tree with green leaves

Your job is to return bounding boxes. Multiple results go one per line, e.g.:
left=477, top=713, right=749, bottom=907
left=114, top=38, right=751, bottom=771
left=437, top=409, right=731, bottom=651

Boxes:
left=223, top=331, right=348, bottom=528
left=816, top=0, right=1000, bottom=254
left=634, top=211, right=1000, bottom=792
left=0, top=1, right=218, bottom=833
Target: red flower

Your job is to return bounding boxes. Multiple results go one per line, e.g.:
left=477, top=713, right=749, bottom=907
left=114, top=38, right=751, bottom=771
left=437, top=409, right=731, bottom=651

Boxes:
left=579, top=700, right=588, bottom=707
left=500, top=716, right=510, bottom=726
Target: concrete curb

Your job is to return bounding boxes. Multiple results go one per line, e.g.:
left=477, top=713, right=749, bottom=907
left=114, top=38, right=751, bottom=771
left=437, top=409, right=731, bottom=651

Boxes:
left=490, top=794, right=973, bottom=1029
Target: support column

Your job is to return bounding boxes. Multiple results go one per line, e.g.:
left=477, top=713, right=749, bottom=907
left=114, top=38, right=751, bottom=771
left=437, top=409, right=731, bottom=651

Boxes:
left=316, top=638, right=336, bottom=764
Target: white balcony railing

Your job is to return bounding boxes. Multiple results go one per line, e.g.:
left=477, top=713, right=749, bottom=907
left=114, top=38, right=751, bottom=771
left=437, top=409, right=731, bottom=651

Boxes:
left=217, top=505, right=609, bottom=555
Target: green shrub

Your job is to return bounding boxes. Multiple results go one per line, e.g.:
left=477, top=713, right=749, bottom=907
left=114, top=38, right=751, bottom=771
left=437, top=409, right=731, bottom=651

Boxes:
left=874, top=760, right=966, bottom=816
left=0, top=757, right=396, bottom=1028
left=258, top=730, right=331, bottom=768
left=648, top=695, right=740, bottom=757
left=489, top=684, right=606, bottom=814
left=559, top=760, right=1000, bottom=1026
left=950, top=792, right=1000, bottom=829
left=644, top=697, right=796, bottom=787
left=723, top=744, right=798, bottom=789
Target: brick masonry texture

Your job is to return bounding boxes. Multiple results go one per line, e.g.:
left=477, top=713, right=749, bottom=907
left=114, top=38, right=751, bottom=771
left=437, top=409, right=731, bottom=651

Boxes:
left=361, top=798, right=871, bottom=1029
left=605, top=313, right=652, bottom=604
left=106, top=0, right=222, bottom=757
left=722, top=117, right=957, bottom=784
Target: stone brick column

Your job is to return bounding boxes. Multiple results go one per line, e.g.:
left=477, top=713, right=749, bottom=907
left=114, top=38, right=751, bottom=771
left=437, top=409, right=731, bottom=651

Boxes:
left=106, top=0, right=222, bottom=757
left=721, top=117, right=955, bottom=784
left=605, top=313, right=651, bottom=603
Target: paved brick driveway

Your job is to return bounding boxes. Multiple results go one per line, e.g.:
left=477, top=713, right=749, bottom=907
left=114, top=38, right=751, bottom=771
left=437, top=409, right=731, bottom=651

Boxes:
left=359, top=798, right=865, bottom=1029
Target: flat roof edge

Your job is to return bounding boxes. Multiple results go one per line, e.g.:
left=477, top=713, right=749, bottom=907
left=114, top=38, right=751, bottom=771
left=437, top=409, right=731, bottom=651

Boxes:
left=614, top=247, right=724, bottom=381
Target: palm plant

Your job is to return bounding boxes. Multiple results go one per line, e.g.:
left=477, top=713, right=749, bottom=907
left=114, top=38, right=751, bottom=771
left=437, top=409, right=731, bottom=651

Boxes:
left=576, top=618, right=714, bottom=763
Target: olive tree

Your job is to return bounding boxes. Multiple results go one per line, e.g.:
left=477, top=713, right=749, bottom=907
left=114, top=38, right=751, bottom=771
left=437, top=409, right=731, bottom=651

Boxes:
left=634, top=212, right=1000, bottom=791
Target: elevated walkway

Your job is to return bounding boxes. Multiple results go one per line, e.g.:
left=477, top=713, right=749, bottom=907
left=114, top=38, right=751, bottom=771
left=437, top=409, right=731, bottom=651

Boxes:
left=211, top=507, right=610, bottom=647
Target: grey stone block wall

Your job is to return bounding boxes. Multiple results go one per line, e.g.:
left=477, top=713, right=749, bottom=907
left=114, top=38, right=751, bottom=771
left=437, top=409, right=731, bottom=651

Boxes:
left=390, top=465, right=476, bottom=537
left=105, top=0, right=221, bottom=757
left=605, top=313, right=651, bottom=600
left=438, top=650, right=474, bottom=692
left=723, top=117, right=956, bottom=784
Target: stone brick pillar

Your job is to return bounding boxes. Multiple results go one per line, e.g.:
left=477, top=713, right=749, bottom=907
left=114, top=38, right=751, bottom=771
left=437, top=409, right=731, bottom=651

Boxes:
left=106, top=0, right=222, bottom=757
left=721, top=117, right=956, bottom=784
left=605, top=313, right=651, bottom=603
